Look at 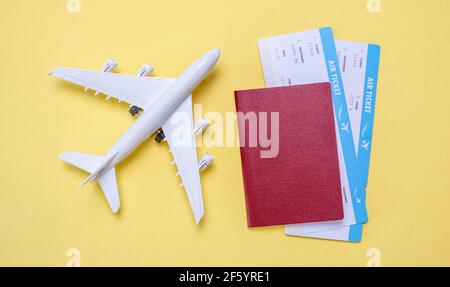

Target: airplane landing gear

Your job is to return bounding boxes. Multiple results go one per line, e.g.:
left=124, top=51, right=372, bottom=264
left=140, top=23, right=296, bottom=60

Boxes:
left=129, top=106, right=142, bottom=116
left=155, top=128, right=165, bottom=143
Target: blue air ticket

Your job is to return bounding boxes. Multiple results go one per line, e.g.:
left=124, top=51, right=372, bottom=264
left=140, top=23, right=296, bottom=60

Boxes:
left=284, top=41, right=380, bottom=242
left=258, top=28, right=369, bottom=237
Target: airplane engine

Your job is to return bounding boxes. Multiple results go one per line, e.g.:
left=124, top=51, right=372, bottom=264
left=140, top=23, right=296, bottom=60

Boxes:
left=193, top=117, right=209, bottom=135
left=101, top=58, right=117, bottom=73
left=136, top=63, right=154, bottom=77
left=198, top=153, right=213, bottom=171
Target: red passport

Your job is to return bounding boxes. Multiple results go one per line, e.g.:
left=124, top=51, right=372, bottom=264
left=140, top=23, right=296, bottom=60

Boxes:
left=235, top=83, right=343, bottom=227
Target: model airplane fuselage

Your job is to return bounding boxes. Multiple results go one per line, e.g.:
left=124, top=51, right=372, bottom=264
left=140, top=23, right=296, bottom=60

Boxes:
left=50, top=49, right=220, bottom=224
left=83, top=50, right=219, bottom=185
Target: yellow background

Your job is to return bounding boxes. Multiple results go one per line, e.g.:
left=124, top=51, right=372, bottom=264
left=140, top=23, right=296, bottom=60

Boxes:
left=1, top=0, right=449, bottom=266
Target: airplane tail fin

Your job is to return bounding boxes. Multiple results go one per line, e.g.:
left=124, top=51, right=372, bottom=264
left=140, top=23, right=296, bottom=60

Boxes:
left=60, top=152, right=120, bottom=213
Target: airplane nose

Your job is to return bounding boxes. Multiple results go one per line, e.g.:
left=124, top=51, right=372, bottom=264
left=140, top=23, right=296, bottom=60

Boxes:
left=208, top=48, right=221, bottom=60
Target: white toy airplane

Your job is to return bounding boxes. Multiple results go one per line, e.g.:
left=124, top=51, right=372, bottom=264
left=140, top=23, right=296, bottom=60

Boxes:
left=50, top=49, right=220, bottom=224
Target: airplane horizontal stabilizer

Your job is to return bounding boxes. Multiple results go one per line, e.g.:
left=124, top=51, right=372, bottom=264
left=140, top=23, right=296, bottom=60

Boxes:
left=60, top=151, right=103, bottom=173
left=59, top=151, right=120, bottom=213
left=97, top=168, right=120, bottom=213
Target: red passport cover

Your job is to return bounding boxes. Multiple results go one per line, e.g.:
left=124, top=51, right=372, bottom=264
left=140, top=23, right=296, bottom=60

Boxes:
left=235, top=83, right=343, bottom=227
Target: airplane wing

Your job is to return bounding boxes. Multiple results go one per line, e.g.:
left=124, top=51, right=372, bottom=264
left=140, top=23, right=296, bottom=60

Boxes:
left=50, top=67, right=175, bottom=109
left=161, top=95, right=204, bottom=224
